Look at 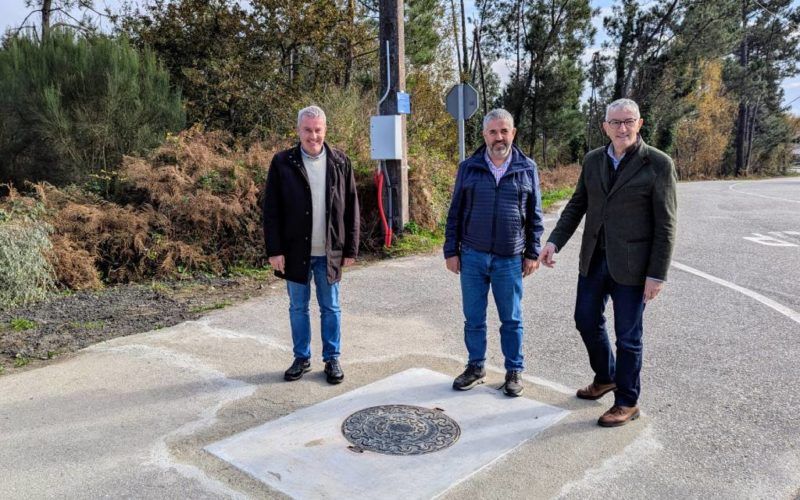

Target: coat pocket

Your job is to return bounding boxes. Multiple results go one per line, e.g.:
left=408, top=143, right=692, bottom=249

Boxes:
left=626, top=241, right=651, bottom=278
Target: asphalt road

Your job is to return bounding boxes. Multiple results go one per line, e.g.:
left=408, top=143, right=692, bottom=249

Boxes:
left=0, top=176, right=798, bottom=499
left=526, top=176, right=800, bottom=498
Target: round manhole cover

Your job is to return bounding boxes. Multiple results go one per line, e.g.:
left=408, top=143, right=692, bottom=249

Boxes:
left=341, top=404, right=460, bottom=455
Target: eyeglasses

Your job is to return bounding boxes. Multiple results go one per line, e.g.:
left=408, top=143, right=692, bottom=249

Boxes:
left=606, top=119, right=639, bottom=129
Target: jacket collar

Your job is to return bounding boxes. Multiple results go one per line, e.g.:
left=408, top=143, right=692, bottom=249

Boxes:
left=290, top=142, right=341, bottom=169
left=603, top=139, right=650, bottom=198
left=465, top=144, right=533, bottom=173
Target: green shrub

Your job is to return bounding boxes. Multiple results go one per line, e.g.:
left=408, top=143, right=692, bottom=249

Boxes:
left=0, top=31, right=185, bottom=188
left=9, top=318, right=37, bottom=331
left=0, top=217, right=56, bottom=309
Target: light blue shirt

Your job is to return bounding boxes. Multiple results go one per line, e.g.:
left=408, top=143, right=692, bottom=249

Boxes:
left=606, top=144, right=624, bottom=170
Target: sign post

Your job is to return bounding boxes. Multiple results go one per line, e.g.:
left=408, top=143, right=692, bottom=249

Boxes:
left=446, top=83, right=479, bottom=163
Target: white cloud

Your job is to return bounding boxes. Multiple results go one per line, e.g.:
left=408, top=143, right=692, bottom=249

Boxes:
left=783, top=80, right=800, bottom=90
left=491, top=58, right=514, bottom=86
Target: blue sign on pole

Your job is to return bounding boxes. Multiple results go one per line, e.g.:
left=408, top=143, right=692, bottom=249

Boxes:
left=397, top=92, right=411, bottom=114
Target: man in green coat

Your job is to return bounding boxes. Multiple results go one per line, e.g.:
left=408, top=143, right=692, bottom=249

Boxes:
left=539, top=98, right=677, bottom=427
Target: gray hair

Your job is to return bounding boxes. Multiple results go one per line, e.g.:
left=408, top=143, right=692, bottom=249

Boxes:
left=482, top=108, right=514, bottom=130
left=297, top=105, right=327, bottom=128
left=605, top=98, right=640, bottom=121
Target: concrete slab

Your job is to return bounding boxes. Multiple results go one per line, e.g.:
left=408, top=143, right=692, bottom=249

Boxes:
left=206, top=368, right=569, bottom=499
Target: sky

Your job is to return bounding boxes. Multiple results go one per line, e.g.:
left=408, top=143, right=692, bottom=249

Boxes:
left=1, top=0, right=799, bottom=115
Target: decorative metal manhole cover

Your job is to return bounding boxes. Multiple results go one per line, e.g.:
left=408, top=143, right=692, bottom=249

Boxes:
left=341, top=404, right=460, bottom=455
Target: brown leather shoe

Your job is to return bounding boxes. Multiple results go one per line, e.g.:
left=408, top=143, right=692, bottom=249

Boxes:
left=576, top=381, right=617, bottom=400
left=598, top=405, right=640, bottom=427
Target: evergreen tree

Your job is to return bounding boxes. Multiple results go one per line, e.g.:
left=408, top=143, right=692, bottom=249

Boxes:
left=487, top=0, right=595, bottom=165
left=0, top=31, right=185, bottom=187
left=406, top=0, right=444, bottom=67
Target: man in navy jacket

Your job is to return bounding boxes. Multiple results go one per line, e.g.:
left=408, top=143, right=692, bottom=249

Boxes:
left=444, top=108, right=544, bottom=397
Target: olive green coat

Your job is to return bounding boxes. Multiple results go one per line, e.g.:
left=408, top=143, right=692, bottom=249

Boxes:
left=547, top=141, right=677, bottom=286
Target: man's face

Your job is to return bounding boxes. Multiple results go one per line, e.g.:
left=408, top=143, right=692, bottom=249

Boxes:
left=483, top=118, right=516, bottom=160
left=298, top=115, right=326, bottom=156
left=602, top=107, right=643, bottom=153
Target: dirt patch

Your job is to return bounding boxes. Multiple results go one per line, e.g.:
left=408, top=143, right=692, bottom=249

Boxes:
left=0, top=273, right=281, bottom=375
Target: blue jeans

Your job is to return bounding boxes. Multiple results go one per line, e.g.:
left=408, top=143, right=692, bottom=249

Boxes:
left=574, top=248, right=645, bottom=407
left=459, top=245, right=524, bottom=372
left=286, top=256, right=341, bottom=361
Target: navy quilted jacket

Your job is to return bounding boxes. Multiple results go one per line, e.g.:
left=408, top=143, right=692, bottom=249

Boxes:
left=444, top=145, right=544, bottom=259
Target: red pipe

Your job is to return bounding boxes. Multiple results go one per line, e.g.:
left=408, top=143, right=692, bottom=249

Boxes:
left=374, top=169, right=392, bottom=247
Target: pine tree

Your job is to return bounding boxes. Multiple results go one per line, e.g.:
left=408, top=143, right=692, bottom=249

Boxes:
left=0, top=31, right=185, bottom=187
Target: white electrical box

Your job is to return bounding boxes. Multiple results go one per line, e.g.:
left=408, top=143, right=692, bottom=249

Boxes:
left=370, top=115, right=403, bottom=160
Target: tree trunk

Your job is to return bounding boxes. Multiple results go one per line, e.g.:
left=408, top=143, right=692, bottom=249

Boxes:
left=476, top=30, right=487, bottom=117
left=344, top=0, right=355, bottom=87
left=613, top=6, right=635, bottom=99
left=542, top=130, right=548, bottom=170
left=515, top=0, right=521, bottom=80
left=734, top=0, right=748, bottom=177
left=41, top=0, right=52, bottom=41
left=528, top=79, right=539, bottom=157
left=460, top=0, right=469, bottom=76
left=745, top=99, right=760, bottom=176
left=450, top=0, right=461, bottom=77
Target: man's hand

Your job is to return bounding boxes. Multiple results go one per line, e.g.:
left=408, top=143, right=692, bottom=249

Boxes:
left=523, top=258, right=539, bottom=277
left=643, top=278, right=665, bottom=303
left=268, top=255, right=285, bottom=273
left=343, top=257, right=355, bottom=267
left=538, top=242, right=558, bottom=268
left=445, top=256, right=460, bottom=274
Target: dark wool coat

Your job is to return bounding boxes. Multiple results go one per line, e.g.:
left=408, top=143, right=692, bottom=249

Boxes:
left=262, top=143, right=360, bottom=284
left=547, top=140, right=677, bottom=286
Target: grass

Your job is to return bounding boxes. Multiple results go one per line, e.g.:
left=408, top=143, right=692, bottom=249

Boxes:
left=541, top=187, right=575, bottom=211
left=150, top=281, right=171, bottom=294
left=189, top=300, right=233, bottom=314
left=9, top=318, right=37, bottom=331
left=14, top=355, right=29, bottom=368
left=385, top=222, right=444, bottom=257
left=228, top=264, right=272, bottom=280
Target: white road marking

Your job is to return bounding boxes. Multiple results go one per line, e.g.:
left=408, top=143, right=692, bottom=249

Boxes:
left=743, top=233, right=798, bottom=247
left=555, top=424, right=662, bottom=498
left=728, top=181, right=800, bottom=204
left=671, top=261, right=800, bottom=325
left=91, top=344, right=255, bottom=500
left=557, top=198, right=799, bottom=325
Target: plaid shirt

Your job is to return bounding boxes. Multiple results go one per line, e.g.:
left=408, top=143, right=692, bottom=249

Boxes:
left=484, top=150, right=513, bottom=185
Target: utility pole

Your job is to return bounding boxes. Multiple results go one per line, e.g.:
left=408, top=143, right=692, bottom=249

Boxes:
left=378, top=0, right=409, bottom=234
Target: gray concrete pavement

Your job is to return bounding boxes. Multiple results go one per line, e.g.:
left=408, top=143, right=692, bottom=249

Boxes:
left=1, top=177, right=798, bottom=499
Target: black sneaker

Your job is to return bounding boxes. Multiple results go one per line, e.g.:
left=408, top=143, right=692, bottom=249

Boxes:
left=502, top=370, right=523, bottom=397
left=452, top=364, right=486, bottom=391
left=284, top=358, right=311, bottom=381
left=324, top=359, right=344, bottom=384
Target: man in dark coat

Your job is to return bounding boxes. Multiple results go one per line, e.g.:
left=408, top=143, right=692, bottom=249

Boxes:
left=262, top=105, right=360, bottom=384
left=443, top=108, right=544, bottom=397
left=539, top=98, right=677, bottom=427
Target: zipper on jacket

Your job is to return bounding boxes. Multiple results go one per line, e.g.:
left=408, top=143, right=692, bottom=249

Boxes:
left=463, top=186, right=475, bottom=235
left=490, top=178, right=500, bottom=253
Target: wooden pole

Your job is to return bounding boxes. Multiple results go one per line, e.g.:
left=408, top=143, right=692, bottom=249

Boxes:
left=378, top=0, right=409, bottom=233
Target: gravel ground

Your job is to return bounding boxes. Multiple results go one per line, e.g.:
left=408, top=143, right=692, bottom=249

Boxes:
left=0, top=274, right=278, bottom=375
